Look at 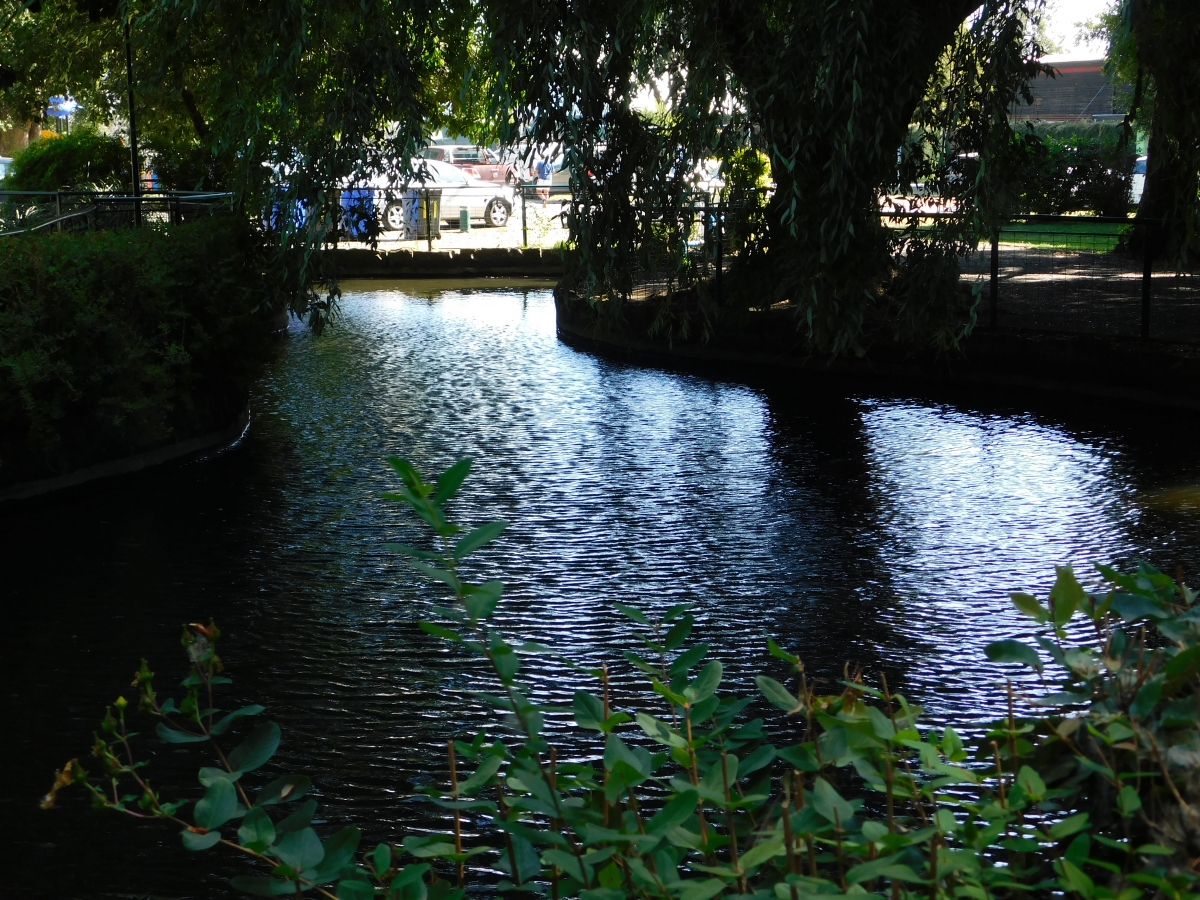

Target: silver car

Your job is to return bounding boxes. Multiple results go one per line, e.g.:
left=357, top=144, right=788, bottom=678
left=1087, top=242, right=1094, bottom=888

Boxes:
left=381, top=159, right=514, bottom=231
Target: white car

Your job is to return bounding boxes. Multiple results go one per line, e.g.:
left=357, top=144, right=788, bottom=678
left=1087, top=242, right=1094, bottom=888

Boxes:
left=1131, top=155, right=1147, bottom=205
left=381, top=159, right=514, bottom=231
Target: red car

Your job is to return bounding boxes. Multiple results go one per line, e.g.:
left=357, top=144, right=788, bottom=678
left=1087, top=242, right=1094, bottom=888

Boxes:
left=417, top=145, right=528, bottom=184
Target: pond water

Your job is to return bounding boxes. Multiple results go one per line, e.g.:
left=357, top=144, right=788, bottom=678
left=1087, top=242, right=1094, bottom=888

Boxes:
left=5, top=280, right=1200, bottom=898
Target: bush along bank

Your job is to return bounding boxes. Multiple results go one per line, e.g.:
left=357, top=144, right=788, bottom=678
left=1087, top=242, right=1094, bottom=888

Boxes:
left=42, top=458, right=1200, bottom=900
left=0, top=217, right=276, bottom=487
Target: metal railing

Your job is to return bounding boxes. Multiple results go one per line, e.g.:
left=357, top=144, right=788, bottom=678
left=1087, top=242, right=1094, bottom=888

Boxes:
left=954, top=215, right=1199, bottom=342
left=0, top=190, right=234, bottom=237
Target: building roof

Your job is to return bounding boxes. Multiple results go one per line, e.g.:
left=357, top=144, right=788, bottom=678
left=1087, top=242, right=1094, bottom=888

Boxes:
left=1011, top=57, right=1122, bottom=122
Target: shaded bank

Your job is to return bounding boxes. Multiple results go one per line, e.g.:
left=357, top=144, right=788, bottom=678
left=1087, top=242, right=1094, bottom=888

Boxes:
left=0, top=218, right=276, bottom=489
left=556, top=294, right=1200, bottom=411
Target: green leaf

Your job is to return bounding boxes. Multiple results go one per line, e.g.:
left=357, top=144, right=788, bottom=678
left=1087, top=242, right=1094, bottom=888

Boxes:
left=663, top=616, right=693, bottom=651
left=1016, top=766, right=1046, bottom=802
left=194, top=778, right=238, bottom=830
left=739, top=839, right=784, bottom=869
left=685, top=660, right=722, bottom=703
left=756, top=676, right=798, bottom=712
left=458, top=755, right=503, bottom=794
left=433, top=458, right=473, bottom=504
left=940, top=726, right=965, bottom=761
left=315, top=826, right=362, bottom=881
left=403, top=834, right=460, bottom=859
left=230, top=875, right=296, bottom=896
left=677, top=878, right=726, bottom=900
left=238, top=807, right=277, bottom=852
left=419, top=621, right=463, bottom=642
left=1109, top=594, right=1167, bottom=623
left=1011, top=593, right=1049, bottom=623
left=1165, top=645, right=1200, bottom=692
left=1058, top=859, right=1095, bottom=899
left=337, top=879, right=376, bottom=900
left=847, top=854, right=910, bottom=884
left=767, top=638, right=800, bottom=665
left=614, top=602, right=649, bottom=625
left=273, top=826, right=325, bottom=871
left=739, top=744, right=776, bottom=776
left=199, top=766, right=243, bottom=787
left=370, top=842, right=393, bottom=877
left=581, top=889, right=626, bottom=900
left=157, top=723, right=209, bottom=743
left=1050, top=813, right=1090, bottom=840
left=1050, top=567, right=1085, bottom=627
left=868, top=707, right=895, bottom=741
left=636, top=712, right=687, bottom=748
left=1130, top=676, right=1163, bottom=719
left=1117, top=785, right=1142, bottom=817
left=228, top=722, right=281, bottom=773
left=777, top=743, right=820, bottom=772
left=573, top=691, right=606, bottom=731
left=182, top=829, right=222, bottom=851
left=454, top=521, right=506, bottom=560
left=387, top=456, right=425, bottom=491
left=1134, top=844, right=1174, bottom=856
left=408, top=560, right=460, bottom=591
left=811, top=777, right=855, bottom=825
left=255, top=774, right=311, bottom=807
left=985, top=640, right=1043, bottom=674
left=276, top=800, right=318, bottom=834
left=646, top=789, right=698, bottom=834
left=543, top=848, right=588, bottom=882
left=462, top=590, right=501, bottom=621
left=669, top=643, right=710, bottom=678
left=211, top=705, right=266, bottom=736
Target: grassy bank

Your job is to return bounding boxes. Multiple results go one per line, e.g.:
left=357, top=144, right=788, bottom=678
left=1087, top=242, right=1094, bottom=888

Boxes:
left=0, top=217, right=275, bottom=487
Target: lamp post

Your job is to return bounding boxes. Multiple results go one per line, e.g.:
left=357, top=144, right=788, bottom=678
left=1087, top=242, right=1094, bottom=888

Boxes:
left=123, top=18, right=140, bottom=225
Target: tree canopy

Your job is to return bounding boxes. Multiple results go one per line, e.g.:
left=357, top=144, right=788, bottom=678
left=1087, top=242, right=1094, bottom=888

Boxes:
left=3, top=0, right=1197, bottom=349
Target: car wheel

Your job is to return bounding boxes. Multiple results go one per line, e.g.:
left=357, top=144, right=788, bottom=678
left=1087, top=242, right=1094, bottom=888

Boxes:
left=485, top=199, right=511, bottom=228
left=383, top=202, right=406, bottom=231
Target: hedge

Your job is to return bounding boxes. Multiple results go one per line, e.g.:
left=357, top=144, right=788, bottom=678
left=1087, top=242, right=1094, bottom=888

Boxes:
left=0, top=217, right=275, bottom=486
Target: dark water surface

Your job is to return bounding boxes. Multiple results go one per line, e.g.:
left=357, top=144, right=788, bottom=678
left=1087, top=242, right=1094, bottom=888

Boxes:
left=6, top=280, right=1200, bottom=897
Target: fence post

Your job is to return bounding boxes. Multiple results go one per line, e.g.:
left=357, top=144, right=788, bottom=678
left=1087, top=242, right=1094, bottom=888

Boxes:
left=425, top=188, right=432, bottom=253
left=990, top=229, right=999, bottom=328
left=55, top=191, right=62, bottom=233
left=1142, top=222, right=1152, bottom=339
left=521, top=186, right=528, bottom=248
left=715, top=199, right=724, bottom=305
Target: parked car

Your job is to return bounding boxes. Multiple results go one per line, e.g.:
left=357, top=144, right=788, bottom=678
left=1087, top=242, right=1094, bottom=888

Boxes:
left=1131, top=155, right=1147, bottom=205
left=417, top=145, right=527, bottom=184
left=379, top=159, right=515, bottom=232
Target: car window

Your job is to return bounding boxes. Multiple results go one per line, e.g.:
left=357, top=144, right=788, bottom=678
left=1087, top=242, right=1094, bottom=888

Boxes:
left=427, top=161, right=468, bottom=184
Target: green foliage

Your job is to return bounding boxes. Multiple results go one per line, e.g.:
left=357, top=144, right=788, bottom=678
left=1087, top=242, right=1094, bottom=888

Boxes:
left=47, top=458, right=1200, bottom=900
left=0, top=217, right=273, bottom=485
left=2, top=128, right=130, bottom=190
left=1018, top=123, right=1135, bottom=217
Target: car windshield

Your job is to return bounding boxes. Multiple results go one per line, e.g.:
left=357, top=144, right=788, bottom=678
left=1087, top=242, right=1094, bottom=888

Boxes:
left=423, top=160, right=469, bottom=184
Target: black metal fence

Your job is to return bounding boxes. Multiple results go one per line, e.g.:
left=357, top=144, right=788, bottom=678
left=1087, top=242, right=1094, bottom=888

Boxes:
left=624, top=202, right=1200, bottom=345
left=960, top=216, right=1200, bottom=342
left=0, top=190, right=234, bottom=237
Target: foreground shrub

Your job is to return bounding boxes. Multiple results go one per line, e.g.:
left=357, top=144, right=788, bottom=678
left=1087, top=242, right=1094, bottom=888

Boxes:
left=0, top=217, right=274, bottom=485
left=44, top=458, right=1200, bottom=900
left=2, top=129, right=131, bottom=191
